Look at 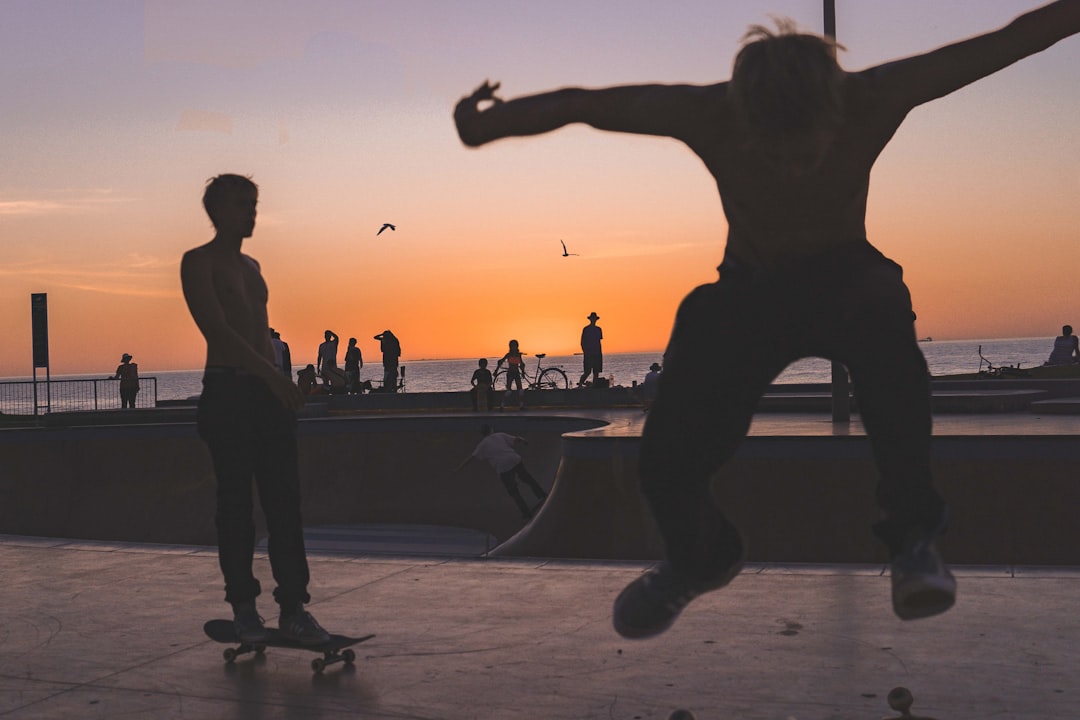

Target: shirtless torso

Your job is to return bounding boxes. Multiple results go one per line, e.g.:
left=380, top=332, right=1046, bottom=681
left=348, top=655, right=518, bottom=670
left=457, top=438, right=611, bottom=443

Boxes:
left=180, top=185, right=303, bottom=411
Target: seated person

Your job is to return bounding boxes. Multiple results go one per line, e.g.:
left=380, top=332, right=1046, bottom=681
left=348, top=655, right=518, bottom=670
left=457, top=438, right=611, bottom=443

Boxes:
left=1046, top=325, right=1080, bottom=365
left=470, top=358, right=493, bottom=411
left=321, top=365, right=348, bottom=392
left=296, top=364, right=323, bottom=395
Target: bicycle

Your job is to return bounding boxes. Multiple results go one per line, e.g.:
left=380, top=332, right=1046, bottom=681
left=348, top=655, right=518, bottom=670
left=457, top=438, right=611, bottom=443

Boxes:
left=492, top=353, right=569, bottom=390
left=977, top=345, right=1030, bottom=378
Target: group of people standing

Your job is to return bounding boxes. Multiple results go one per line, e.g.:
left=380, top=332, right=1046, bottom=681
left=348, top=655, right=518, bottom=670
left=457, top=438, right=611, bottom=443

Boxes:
left=272, top=328, right=403, bottom=396
left=469, top=311, right=608, bottom=412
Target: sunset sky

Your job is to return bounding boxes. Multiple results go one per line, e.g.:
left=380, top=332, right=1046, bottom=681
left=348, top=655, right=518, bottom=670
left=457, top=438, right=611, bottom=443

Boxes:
left=2, top=1, right=1078, bottom=376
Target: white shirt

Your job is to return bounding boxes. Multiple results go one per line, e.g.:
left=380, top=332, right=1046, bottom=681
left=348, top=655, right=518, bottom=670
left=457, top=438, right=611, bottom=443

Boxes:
left=472, top=433, right=522, bottom=474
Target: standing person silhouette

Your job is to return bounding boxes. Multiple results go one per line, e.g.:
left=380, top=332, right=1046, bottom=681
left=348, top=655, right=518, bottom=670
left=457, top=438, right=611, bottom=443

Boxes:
left=316, top=330, right=339, bottom=385
left=579, top=312, right=604, bottom=387
left=181, top=174, right=330, bottom=646
left=270, top=329, right=292, bottom=380
left=494, top=339, right=526, bottom=410
left=373, top=330, right=401, bottom=391
left=344, top=337, right=363, bottom=393
left=455, top=2, right=1080, bottom=638
left=113, top=353, right=140, bottom=409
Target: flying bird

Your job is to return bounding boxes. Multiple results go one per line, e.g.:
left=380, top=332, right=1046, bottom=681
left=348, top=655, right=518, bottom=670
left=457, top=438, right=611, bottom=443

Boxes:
left=560, top=239, right=578, bottom=257
left=377, top=223, right=396, bottom=236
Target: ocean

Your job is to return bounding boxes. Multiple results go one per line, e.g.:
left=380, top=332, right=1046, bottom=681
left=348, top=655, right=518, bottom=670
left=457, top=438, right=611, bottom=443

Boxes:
left=13, top=337, right=1056, bottom=403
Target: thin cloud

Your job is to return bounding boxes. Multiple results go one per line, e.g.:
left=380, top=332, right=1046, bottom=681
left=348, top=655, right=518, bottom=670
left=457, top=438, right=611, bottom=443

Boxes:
left=0, top=191, right=134, bottom=216
left=0, top=200, right=68, bottom=216
left=0, top=257, right=179, bottom=298
left=52, top=282, right=178, bottom=299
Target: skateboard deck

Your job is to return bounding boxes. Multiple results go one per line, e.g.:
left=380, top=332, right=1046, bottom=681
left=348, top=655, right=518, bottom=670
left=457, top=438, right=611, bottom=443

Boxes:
left=204, top=619, right=374, bottom=672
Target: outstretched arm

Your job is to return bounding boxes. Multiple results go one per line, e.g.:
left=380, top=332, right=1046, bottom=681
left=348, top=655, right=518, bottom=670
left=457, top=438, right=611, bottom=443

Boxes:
left=871, top=1, right=1080, bottom=110
left=454, top=80, right=712, bottom=147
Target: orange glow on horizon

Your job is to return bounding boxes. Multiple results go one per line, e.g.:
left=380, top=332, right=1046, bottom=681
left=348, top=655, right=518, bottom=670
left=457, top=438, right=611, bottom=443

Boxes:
left=2, top=2, right=1078, bottom=377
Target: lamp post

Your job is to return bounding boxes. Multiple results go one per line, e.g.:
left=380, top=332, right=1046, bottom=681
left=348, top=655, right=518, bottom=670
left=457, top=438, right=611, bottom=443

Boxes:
left=823, top=0, right=851, bottom=423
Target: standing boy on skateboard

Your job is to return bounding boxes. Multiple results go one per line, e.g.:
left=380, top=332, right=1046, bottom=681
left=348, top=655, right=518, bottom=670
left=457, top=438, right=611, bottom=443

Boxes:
left=181, top=174, right=330, bottom=646
left=454, top=2, right=1080, bottom=637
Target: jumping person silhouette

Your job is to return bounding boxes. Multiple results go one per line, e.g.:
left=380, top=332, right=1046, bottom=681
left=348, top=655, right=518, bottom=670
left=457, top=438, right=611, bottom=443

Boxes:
left=455, top=2, right=1080, bottom=638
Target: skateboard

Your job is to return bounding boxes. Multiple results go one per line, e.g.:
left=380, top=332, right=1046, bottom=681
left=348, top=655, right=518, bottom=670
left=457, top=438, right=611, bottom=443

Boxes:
left=203, top=619, right=374, bottom=673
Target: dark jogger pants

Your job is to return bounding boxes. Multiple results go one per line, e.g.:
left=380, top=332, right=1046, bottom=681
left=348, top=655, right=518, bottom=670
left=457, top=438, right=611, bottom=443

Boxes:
left=197, top=371, right=311, bottom=610
left=499, top=463, right=546, bottom=515
left=639, top=241, right=947, bottom=575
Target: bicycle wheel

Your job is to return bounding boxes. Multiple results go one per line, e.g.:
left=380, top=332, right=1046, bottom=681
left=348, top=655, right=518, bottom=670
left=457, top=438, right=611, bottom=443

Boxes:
left=537, top=367, right=569, bottom=390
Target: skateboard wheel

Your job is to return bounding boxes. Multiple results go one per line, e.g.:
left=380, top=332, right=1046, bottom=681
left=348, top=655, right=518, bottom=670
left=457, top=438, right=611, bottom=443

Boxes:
left=342, top=649, right=356, bottom=664
left=254, top=645, right=266, bottom=655
left=223, top=648, right=237, bottom=663
left=311, top=658, right=326, bottom=673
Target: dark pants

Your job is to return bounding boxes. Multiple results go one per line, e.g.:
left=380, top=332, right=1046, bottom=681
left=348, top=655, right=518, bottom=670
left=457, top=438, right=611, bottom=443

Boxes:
left=640, top=240, right=946, bottom=574
left=470, top=385, right=491, bottom=411
left=499, top=463, right=547, bottom=516
left=383, top=361, right=399, bottom=390
left=119, top=387, right=138, bottom=409
left=197, top=371, right=311, bottom=611
left=581, top=353, right=603, bottom=383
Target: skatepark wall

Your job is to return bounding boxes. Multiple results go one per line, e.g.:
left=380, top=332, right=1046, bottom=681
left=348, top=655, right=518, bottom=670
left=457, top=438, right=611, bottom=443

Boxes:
left=4, top=412, right=1080, bottom=564
left=494, top=431, right=1080, bottom=565
left=0, top=416, right=602, bottom=547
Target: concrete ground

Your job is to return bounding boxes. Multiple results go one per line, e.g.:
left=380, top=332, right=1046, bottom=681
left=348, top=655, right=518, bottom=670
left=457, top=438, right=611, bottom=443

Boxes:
left=4, top=408, right=1078, bottom=718
left=2, top=534, right=1078, bottom=720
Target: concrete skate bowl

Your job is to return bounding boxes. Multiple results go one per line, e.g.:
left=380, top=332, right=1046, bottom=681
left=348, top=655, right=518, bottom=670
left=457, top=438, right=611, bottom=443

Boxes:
left=492, top=430, right=1080, bottom=565
left=0, top=415, right=604, bottom=549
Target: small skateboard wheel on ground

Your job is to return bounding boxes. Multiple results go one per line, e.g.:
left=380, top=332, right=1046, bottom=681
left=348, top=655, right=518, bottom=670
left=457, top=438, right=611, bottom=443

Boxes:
left=311, top=658, right=326, bottom=673
left=254, top=645, right=266, bottom=655
left=223, top=648, right=237, bottom=663
left=342, top=649, right=356, bottom=664
left=888, top=686, right=914, bottom=711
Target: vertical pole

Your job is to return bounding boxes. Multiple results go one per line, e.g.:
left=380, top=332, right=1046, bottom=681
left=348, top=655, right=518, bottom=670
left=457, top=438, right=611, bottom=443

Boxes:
left=823, top=0, right=850, bottom=423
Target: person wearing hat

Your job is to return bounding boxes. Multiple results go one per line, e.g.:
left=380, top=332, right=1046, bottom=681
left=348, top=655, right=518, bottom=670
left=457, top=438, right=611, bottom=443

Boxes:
left=579, top=312, right=603, bottom=386
left=113, top=353, right=140, bottom=409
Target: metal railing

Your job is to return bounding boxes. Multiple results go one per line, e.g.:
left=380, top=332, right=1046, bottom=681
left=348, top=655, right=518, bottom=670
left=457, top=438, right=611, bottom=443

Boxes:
left=0, top=377, right=158, bottom=416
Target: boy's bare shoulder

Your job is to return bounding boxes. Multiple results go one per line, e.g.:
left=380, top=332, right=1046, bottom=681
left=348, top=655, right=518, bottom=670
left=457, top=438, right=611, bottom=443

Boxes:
left=181, top=241, right=218, bottom=266
left=181, top=242, right=260, bottom=271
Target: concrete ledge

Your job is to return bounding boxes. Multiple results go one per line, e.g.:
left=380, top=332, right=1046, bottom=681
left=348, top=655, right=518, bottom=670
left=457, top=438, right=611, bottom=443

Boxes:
left=493, top=434, right=663, bottom=561
left=1030, top=397, right=1080, bottom=415
left=327, top=387, right=643, bottom=413
left=494, top=430, right=1080, bottom=565
left=0, top=415, right=603, bottom=547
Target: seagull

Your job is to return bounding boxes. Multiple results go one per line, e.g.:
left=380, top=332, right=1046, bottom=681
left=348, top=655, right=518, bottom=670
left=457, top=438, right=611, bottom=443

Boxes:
left=377, top=223, right=396, bottom=236
left=560, top=239, right=578, bottom=257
